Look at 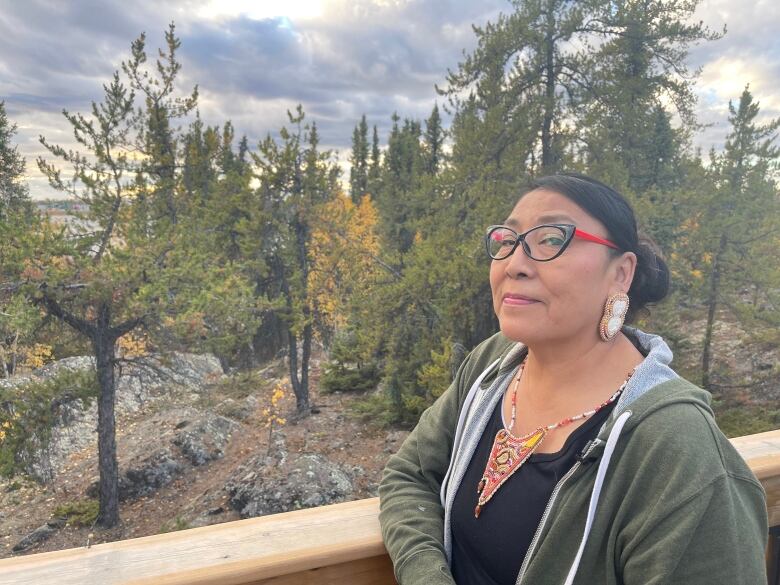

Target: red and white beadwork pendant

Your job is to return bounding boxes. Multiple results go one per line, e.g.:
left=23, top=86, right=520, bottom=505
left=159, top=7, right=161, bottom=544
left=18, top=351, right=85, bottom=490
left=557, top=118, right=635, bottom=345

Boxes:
left=474, top=426, right=547, bottom=518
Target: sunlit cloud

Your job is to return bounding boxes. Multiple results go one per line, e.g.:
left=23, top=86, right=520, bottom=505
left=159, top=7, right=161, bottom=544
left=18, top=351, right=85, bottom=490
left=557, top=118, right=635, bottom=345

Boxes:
left=196, top=0, right=324, bottom=21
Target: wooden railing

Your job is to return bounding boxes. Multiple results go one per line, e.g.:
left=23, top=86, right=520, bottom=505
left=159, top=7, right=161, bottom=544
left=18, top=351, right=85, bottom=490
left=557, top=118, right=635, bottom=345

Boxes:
left=2, top=429, right=779, bottom=585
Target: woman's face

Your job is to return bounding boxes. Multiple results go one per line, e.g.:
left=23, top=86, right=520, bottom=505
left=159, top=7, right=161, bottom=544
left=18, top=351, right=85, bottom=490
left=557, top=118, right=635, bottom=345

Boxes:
left=489, top=188, right=636, bottom=345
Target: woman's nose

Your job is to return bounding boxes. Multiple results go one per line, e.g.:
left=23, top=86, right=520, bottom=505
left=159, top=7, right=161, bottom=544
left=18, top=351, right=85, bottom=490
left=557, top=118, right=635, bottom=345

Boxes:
left=504, top=243, right=535, bottom=279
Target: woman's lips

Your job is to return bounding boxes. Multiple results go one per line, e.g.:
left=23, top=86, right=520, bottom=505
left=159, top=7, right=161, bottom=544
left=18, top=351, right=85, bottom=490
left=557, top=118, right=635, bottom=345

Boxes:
left=502, top=295, right=540, bottom=306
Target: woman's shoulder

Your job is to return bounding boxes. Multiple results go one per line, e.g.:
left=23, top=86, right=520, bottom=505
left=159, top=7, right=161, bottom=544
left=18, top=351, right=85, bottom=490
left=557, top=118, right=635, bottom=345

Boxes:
left=623, top=377, right=762, bottom=489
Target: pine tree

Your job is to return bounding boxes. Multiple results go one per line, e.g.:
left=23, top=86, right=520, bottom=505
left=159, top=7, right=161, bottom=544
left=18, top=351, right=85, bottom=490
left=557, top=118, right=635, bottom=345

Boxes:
left=28, top=26, right=255, bottom=527
left=699, top=86, right=780, bottom=390
left=349, top=115, right=369, bottom=204
left=0, top=101, right=31, bottom=219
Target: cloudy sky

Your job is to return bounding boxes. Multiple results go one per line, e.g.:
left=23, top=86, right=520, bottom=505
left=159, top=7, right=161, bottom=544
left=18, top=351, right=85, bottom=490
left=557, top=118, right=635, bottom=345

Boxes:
left=1, top=0, right=778, bottom=199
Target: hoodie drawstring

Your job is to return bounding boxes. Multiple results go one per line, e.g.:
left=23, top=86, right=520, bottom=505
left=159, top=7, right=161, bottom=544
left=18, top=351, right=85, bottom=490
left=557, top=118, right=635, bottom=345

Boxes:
left=563, top=409, right=633, bottom=585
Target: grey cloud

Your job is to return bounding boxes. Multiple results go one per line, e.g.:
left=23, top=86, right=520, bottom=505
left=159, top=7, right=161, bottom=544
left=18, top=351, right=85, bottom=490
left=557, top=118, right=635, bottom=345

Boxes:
left=0, top=0, right=778, bottom=199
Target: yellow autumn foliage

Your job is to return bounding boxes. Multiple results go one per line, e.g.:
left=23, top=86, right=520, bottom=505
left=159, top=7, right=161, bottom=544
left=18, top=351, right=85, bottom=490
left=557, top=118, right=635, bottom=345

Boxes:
left=117, top=331, right=150, bottom=358
left=22, top=344, right=53, bottom=369
left=263, top=383, right=288, bottom=429
left=308, top=193, right=382, bottom=335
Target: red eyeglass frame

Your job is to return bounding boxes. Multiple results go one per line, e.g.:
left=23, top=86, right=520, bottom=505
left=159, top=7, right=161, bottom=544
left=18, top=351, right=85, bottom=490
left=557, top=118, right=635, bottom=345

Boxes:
left=485, top=223, right=620, bottom=262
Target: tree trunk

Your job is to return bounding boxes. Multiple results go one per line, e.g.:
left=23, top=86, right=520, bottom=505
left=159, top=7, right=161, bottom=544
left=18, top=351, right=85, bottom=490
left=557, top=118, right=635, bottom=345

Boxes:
left=702, top=234, right=727, bottom=390
left=293, top=218, right=312, bottom=416
left=299, top=320, right=312, bottom=416
left=288, top=329, right=310, bottom=414
left=93, top=306, right=120, bottom=528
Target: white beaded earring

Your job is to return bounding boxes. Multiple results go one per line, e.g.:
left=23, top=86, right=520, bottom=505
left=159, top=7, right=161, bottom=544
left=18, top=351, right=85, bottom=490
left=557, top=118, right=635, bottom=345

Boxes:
left=599, top=292, right=629, bottom=341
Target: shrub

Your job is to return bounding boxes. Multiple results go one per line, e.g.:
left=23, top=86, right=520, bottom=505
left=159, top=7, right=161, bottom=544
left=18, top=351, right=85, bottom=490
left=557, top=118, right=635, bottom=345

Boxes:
left=0, top=368, right=99, bottom=478
left=320, top=332, right=380, bottom=394
left=158, top=515, right=191, bottom=533
left=53, top=498, right=99, bottom=527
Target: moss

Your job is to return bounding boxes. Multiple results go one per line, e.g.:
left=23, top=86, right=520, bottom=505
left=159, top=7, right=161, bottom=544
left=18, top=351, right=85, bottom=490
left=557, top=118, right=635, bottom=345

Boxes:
left=158, top=515, right=191, bottom=533
left=53, top=498, right=99, bottom=527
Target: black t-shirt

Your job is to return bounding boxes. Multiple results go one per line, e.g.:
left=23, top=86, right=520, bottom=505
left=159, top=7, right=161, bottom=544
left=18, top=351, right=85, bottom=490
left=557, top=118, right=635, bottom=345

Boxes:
left=450, top=389, right=618, bottom=585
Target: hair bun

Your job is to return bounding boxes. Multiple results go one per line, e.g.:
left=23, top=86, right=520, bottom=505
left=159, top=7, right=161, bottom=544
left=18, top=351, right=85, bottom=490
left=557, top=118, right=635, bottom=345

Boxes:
left=627, top=238, right=670, bottom=321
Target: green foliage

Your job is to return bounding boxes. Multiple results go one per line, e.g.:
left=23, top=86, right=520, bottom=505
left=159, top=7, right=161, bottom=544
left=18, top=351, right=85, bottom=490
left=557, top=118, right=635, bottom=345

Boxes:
left=2, top=4, right=777, bottom=443
left=0, top=368, right=99, bottom=478
left=321, top=365, right=380, bottom=394
left=158, top=515, right=191, bottom=533
left=213, top=370, right=267, bottom=401
left=417, top=337, right=454, bottom=400
left=349, top=391, right=401, bottom=428
left=0, top=100, right=31, bottom=218
left=53, top=498, right=100, bottom=527
left=713, top=400, right=780, bottom=438
left=320, top=332, right=380, bottom=394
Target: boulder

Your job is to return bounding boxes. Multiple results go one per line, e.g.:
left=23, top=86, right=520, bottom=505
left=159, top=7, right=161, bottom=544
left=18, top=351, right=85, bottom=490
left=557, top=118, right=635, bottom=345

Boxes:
left=86, top=447, right=183, bottom=501
left=173, top=412, right=239, bottom=466
left=225, top=451, right=355, bottom=519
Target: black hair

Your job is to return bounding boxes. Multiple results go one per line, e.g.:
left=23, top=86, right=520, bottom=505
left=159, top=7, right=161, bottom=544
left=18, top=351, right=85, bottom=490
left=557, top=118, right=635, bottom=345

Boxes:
left=522, top=172, right=670, bottom=323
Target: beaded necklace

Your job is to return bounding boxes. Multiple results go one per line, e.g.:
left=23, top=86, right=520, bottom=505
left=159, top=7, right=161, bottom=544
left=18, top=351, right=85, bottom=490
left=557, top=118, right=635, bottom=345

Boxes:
left=474, top=356, right=638, bottom=518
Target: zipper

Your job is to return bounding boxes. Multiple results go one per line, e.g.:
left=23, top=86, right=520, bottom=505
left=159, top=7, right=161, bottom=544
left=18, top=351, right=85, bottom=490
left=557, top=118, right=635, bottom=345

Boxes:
left=514, top=437, right=602, bottom=585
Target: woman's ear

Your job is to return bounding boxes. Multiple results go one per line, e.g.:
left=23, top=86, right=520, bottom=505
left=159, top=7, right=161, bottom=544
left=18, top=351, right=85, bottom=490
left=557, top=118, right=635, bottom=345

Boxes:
left=612, top=251, right=637, bottom=291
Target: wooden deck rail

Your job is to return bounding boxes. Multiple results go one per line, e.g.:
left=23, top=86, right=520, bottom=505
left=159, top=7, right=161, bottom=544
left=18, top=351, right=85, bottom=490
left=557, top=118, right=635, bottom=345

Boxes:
left=2, top=429, right=779, bottom=585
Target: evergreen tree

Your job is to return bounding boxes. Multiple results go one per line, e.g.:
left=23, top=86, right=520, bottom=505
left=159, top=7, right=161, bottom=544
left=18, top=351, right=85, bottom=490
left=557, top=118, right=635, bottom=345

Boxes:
left=368, top=124, right=382, bottom=196
left=252, top=106, right=341, bottom=416
left=349, top=114, right=369, bottom=204
left=0, top=101, right=31, bottom=219
left=122, top=23, right=198, bottom=226
left=28, top=26, right=255, bottom=527
left=424, top=104, right=445, bottom=175
left=438, top=0, right=594, bottom=174
left=699, top=86, right=780, bottom=390
left=582, top=0, right=722, bottom=194
left=0, top=102, right=38, bottom=379
left=373, top=112, right=427, bottom=257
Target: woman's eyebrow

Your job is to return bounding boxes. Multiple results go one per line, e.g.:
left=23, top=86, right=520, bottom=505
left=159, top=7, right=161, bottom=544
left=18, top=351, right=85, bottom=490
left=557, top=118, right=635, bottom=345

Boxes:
left=504, top=214, right=576, bottom=227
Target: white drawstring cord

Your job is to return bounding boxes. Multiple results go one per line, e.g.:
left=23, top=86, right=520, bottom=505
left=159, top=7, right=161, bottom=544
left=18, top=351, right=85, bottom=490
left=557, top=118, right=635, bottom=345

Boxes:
left=563, top=409, right=633, bottom=585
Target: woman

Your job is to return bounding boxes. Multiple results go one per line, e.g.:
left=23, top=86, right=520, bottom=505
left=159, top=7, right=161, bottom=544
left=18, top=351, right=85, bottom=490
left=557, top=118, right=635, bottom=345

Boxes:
left=378, top=173, right=768, bottom=585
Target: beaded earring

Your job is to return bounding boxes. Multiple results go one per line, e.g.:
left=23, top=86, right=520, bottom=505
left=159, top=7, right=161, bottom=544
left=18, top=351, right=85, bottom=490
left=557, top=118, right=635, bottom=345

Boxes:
left=599, top=292, right=629, bottom=341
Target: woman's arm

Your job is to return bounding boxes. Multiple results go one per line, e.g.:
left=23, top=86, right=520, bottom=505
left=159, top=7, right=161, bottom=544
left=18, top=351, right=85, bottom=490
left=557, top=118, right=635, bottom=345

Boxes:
left=616, top=400, right=769, bottom=585
left=378, top=351, right=475, bottom=585
left=620, top=471, right=768, bottom=584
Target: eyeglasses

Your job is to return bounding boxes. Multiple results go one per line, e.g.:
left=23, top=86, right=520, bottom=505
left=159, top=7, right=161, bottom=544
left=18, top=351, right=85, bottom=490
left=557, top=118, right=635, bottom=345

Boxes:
left=485, top=224, right=619, bottom=262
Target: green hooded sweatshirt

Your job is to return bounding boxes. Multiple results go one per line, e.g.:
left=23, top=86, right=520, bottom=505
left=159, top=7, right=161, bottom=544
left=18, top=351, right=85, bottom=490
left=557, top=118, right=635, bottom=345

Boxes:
left=378, top=326, right=769, bottom=584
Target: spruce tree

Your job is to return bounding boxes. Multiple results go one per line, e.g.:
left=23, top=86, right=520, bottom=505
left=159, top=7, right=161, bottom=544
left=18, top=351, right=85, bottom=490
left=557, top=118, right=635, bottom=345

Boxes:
left=349, top=115, right=369, bottom=204
left=0, top=101, right=31, bottom=219
left=700, top=86, right=780, bottom=390
left=582, top=0, right=722, bottom=194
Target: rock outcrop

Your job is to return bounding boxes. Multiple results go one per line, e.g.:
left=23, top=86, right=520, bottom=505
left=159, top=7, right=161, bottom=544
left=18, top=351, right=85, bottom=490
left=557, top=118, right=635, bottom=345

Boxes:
left=0, top=353, right=224, bottom=482
left=225, top=434, right=356, bottom=519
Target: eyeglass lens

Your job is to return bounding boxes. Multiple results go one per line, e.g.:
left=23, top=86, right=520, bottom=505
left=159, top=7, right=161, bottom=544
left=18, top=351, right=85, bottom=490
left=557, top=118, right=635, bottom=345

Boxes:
left=487, top=225, right=568, bottom=260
